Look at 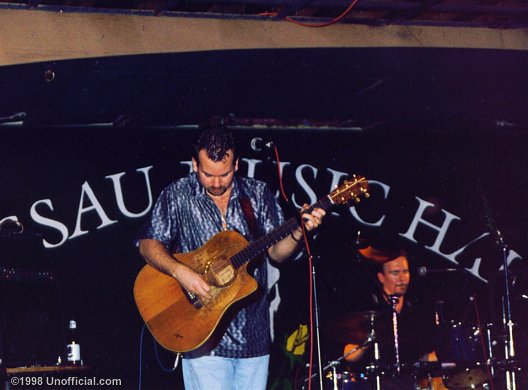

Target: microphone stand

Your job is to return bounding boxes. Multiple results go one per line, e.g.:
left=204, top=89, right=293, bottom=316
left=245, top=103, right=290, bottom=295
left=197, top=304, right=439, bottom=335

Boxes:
left=352, top=242, right=394, bottom=390
left=388, top=295, right=401, bottom=376
left=497, top=232, right=518, bottom=390
left=311, top=254, right=324, bottom=390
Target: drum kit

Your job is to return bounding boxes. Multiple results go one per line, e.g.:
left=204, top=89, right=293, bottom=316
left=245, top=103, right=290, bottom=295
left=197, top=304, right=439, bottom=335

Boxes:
left=301, top=242, right=527, bottom=390
left=310, top=309, right=525, bottom=390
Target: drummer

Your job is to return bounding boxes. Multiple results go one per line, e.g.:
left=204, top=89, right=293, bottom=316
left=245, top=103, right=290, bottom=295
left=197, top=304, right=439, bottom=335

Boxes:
left=343, top=245, right=440, bottom=388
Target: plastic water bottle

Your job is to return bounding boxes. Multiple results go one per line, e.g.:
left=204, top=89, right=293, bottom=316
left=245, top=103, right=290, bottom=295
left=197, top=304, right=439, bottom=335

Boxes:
left=66, top=319, right=81, bottom=365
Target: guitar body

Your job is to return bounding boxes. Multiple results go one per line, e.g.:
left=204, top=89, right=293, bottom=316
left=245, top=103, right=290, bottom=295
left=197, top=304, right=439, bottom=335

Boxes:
left=133, top=230, right=258, bottom=352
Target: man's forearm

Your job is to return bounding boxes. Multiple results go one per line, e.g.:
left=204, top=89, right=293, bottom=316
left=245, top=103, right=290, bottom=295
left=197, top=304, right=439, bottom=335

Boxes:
left=267, top=228, right=302, bottom=263
left=139, top=238, right=181, bottom=278
left=138, top=238, right=212, bottom=298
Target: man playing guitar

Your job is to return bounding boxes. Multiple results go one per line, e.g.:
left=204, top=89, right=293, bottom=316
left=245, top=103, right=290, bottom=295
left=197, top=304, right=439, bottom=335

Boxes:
left=136, top=126, right=325, bottom=390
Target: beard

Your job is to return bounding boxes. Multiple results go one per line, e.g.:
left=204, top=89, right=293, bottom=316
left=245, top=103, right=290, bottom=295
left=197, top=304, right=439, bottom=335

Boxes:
left=205, top=185, right=229, bottom=197
left=394, top=284, right=408, bottom=296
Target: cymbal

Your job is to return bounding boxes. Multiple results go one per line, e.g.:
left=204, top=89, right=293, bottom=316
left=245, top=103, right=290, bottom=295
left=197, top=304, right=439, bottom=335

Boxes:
left=358, top=246, right=392, bottom=264
left=323, top=310, right=390, bottom=344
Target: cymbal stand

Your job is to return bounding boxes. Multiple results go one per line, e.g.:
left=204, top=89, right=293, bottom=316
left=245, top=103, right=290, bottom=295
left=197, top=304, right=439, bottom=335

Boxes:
left=388, top=295, right=401, bottom=375
left=330, top=364, right=338, bottom=390
left=372, top=334, right=382, bottom=390
left=497, top=233, right=517, bottom=390
left=485, top=323, right=496, bottom=380
left=356, top=322, right=382, bottom=390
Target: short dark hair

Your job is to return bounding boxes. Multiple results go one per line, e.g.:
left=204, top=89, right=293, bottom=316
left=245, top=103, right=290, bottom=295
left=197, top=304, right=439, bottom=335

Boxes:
left=193, top=127, right=237, bottom=163
left=380, top=247, right=407, bottom=262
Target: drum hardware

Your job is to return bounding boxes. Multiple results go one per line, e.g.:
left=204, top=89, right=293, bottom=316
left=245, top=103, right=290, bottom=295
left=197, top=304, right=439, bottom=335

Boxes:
left=436, top=321, right=490, bottom=389
left=412, top=360, right=491, bottom=390
left=328, top=364, right=339, bottom=390
left=496, top=230, right=519, bottom=390
left=412, top=361, right=449, bottom=390
left=493, top=357, right=525, bottom=374
left=326, top=369, right=367, bottom=390
left=322, top=311, right=390, bottom=345
left=433, top=299, right=527, bottom=390
left=484, top=323, right=495, bottom=379
left=322, top=310, right=390, bottom=389
left=489, top=318, right=527, bottom=386
left=302, top=335, right=375, bottom=390
left=373, top=338, right=382, bottom=390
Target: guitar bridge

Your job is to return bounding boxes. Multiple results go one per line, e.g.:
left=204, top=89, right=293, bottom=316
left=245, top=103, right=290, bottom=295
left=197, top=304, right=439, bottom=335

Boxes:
left=204, top=258, right=236, bottom=287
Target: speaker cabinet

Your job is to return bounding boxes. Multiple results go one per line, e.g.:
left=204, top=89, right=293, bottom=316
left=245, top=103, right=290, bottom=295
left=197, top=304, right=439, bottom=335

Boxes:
left=0, top=233, right=63, bottom=367
left=0, top=279, right=63, bottom=367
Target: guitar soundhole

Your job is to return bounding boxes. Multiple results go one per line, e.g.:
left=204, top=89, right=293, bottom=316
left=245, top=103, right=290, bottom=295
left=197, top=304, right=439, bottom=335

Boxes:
left=205, top=258, right=236, bottom=287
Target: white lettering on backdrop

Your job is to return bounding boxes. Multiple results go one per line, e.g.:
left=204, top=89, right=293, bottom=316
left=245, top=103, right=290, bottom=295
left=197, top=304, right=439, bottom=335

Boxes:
left=24, top=161, right=520, bottom=282
left=29, top=166, right=153, bottom=248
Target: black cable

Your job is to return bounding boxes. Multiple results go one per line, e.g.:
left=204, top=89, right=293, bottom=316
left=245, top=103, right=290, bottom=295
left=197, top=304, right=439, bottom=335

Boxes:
left=152, top=335, right=180, bottom=373
left=138, top=324, right=146, bottom=390
left=138, top=323, right=179, bottom=390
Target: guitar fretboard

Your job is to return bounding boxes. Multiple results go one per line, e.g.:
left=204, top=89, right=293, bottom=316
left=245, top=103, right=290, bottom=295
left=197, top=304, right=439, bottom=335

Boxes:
left=230, top=196, right=333, bottom=268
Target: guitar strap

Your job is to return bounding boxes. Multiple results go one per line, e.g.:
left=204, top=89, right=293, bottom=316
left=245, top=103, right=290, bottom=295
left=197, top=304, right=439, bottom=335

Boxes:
left=237, top=186, right=261, bottom=241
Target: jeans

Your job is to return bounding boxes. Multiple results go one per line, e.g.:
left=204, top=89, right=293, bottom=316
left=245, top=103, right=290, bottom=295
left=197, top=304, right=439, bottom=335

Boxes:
left=182, top=355, right=270, bottom=390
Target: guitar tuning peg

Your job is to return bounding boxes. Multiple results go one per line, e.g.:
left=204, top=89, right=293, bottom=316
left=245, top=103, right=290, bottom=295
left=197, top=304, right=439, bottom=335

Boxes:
left=364, top=192, right=370, bottom=198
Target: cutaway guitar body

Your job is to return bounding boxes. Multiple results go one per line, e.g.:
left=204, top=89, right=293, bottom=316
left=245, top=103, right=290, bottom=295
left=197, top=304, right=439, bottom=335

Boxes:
left=134, top=231, right=256, bottom=352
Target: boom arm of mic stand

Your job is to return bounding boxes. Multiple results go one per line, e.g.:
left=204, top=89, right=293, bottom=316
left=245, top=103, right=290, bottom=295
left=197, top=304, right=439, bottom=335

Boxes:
left=339, top=335, right=375, bottom=362
left=302, top=335, right=375, bottom=386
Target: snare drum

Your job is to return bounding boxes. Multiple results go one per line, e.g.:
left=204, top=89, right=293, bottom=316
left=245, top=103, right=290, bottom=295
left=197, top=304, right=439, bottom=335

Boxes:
left=413, top=361, right=448, bottom=390
left=443, top=367, right=489, bottom=389
left=415, top=376, right=448, bottom=390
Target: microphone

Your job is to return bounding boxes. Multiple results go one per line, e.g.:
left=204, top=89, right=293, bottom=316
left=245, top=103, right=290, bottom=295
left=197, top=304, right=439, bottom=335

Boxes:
left=365, top=331, right=376, bottom=343
left=388, top=294, right=400, bottom=305
left=0, top=216, right=24, bottom=234
left=417, top=266, right=465, bottom=277
left=250, top=137, right=274, bottom=152
left=9, top=112, right=27, bottom=121
left=0, top=112, right=26, bottom=124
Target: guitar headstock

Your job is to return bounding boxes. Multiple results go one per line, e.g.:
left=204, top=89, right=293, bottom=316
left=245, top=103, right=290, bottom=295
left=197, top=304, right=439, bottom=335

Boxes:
left=329, top=175, right=369, bottom=205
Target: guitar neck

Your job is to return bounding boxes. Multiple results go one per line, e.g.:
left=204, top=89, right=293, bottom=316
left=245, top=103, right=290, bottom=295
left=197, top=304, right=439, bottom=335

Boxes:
left=230, top=195, right=334, bottom=268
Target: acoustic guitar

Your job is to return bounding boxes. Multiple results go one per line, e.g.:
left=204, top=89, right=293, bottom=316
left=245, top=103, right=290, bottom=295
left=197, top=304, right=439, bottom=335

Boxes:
left=134, top=175, right=369, bottom=352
